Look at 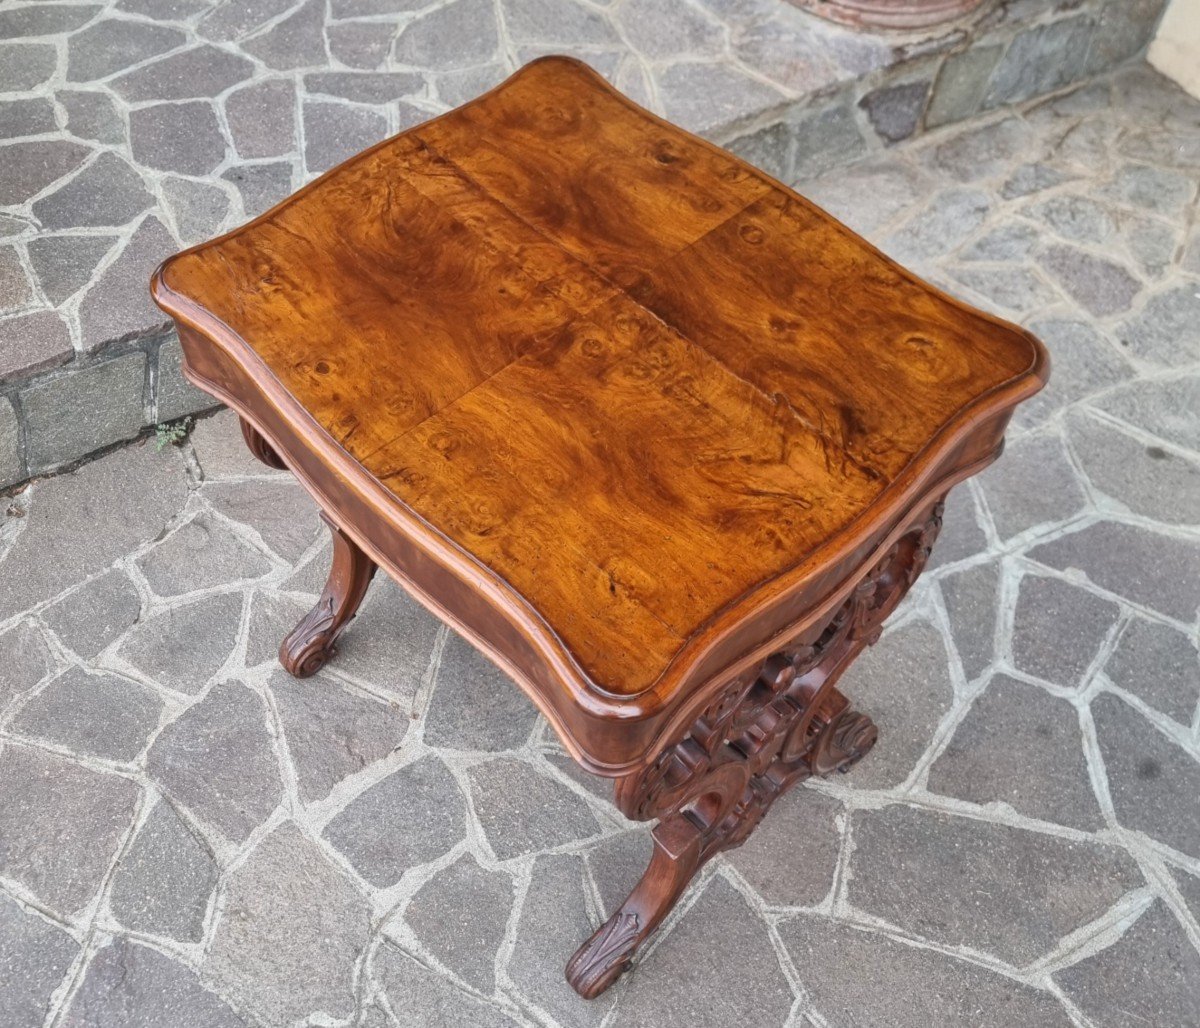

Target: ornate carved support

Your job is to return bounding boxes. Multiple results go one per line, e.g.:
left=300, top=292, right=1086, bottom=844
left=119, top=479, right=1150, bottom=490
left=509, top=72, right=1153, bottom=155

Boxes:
left=240, top=417, right=288, bottom=470
left=566, top=500, right=944, bottom=998
left=789, top=0, right=988, bottom=30
left=280, top=513, right=378, bottom=677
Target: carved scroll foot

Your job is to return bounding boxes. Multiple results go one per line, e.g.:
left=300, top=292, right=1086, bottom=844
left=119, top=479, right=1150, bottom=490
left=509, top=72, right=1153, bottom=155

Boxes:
left=240, top=417, right=287, bottom=470
left=280, top=513, right=377, bottom=677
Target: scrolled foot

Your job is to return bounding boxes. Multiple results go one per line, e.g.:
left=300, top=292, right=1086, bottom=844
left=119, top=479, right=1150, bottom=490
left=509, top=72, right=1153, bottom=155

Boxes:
left=565, top=912, right=642, bottom=999
left=279, top=598, right=341, bottom=677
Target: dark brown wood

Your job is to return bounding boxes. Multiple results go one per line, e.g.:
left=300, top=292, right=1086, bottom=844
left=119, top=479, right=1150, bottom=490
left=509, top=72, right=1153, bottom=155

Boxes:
left=790, top=0, right=989, bottom=29
left=280, top=512, right=377, bottom=677
left=149, top=55, right=1047, bottom=1000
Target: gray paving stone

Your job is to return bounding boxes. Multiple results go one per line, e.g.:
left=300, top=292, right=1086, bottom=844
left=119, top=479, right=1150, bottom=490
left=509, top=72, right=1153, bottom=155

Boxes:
left=467, top=756, right=602, bottom=861
left=198, top=0, right=294, bottom=42
left=402, top=852, right=513, bottom=994
left=504, top=0, right=618, bottom=46
left=78, top=215, right=176, bottom=351
left=0, top=397, right=18, bottom=487
left=394, top=0, right=498, bottom=69
left=884, top=187, right=991, bottom=263
left=302, top=100, right=388, bottom=176
left=0, top=244, right=32, bottom=315
left=1172, top=867, right=1200, bottom=923
left=509, top=853, right=613, bottom=1026
left=0, top=894, right=80, bottom=1028
left=147, top=683, right=281, bottom=843
left=0, top=310, right=73, bottom=383
left=58, top=89, right=124, bottom=145
left=223, top=161, right=294, bottom=217
left=835, top=618, right=955, bottom=789
left=374, top=945, right=525, bottom=1027
left=1000, top=161, right=1072, bottom=199
left=224, top=78, right=296, bottom=160
left=305, top=70, right=425, bottom=105
left=160, top=176, right=229, bottom=246
left=1038, top=244, right=1143, bottom=318
left=1116, top=284, right=1200, bottom=367
left=27, top=235, right=117, bottom=306
left=860, top=80, right=929, bottom=145
left=137, top=512, right=273, bottom=596
left=610, top=874, right=794, bottom=1028
left=0, top=621, right=54, bottom=710
left=797, top=155, right=925, bottom=238
left=33, top=152, right=155, bottom=231
left=727, top=120, right=791, bottom=182
left=926, top=43, right=1003, bottom=129
left=1011, top=573, right=1120, bottom=687
left=979, top=430, right=1086, bottom=540
left=658, top=62, right=788, bottom=136
left=130, top=100, right=227, bottom=176
left=1086, top=0, right=1166, bottom=73
left=617, top=0, right=721, bottom=60
left=927, top=674, right=1103, bottom=829
left=188, top=407, right=270, bottom=479
left=779, top=915, right=1072, bottom=1026
left=323, top=754, right=466, bottom=886
left=0, top=442, right=186, bottom=620
left=940, top=558, right=1001, bottom=681
left=1093, top=373, right=1200, bottom=456
left=1106, top=616, right=1199, bottom=725
left=23, top=353, right=147, bottom=472
left=156, top=331, right=218, bottom=422
left=0, top=97, right=57, bottom=137
left=243, top=0, right=326, bottom=69
left=118, top=591, right=243, bottom=694
left=66, top=20, right=186, bottom=82
left=0, top=743, right=140, bottom=913
left=0, top=139, right=90, bottom=206
left=0, top=4, right=101, bottom=37
left=108, top=799, right=218, bottom=942
left=64, top=937, right=247, bottom=1028
left=1026, top=194, right=1116, bottom=245
left=0, top=42, right=57, bottom=91
left=727, top=785, right=842, bottom=907
left=584, top=826, right=653, bottom=917
left=1092, top=692, right=1200, bottom=859
left=951, top=264, right=1058, bottom=314
left=10, top=666, right=164, bottom=762
left=326, top=22, right=395, bottom=69
left=202, top=477, right=320, bottom=562
left=112, top=44, right=254, bottom=102
left=1104, top=163, right=1195, bottom=217
left=424, top=631, right=540, bottom=752
left=928, top=116, right=1034, bottom=183
left=1056, top=900, right=1200, bottom=1028
left=984, top=15, right=1094, bottom=109
left=1068, top=411, right=1200, bottom=525
left=1124, top=215, right=1178, bottom=280
left=927, top=484, right=988, bottom=570
left=959, top=221, right=1039, bottom=262
left=244, top=589, right=309, bottom=666
left=204, top=822, right=369, bottom=1024
left=268, top=668, right=408, bottom=802
left=848, top=804, right=1141, bottom=964
left=792, top=95, right=870, bottom=180
left=1028, top=520, right=1200, bottom=624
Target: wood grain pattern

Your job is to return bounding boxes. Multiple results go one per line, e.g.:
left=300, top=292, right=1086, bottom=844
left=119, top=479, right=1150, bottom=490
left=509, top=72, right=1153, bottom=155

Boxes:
left=152, top=55, right=1046, bottom=772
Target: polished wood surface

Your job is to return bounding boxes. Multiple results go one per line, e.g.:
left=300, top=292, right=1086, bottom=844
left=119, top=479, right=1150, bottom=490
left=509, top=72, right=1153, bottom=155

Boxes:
left=154, top=55, right=1046, bottom=705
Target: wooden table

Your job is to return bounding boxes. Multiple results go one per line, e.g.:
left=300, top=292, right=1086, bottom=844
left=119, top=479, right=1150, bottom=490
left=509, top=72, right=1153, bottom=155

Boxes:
left=151, top=56, right=1048, bottom=998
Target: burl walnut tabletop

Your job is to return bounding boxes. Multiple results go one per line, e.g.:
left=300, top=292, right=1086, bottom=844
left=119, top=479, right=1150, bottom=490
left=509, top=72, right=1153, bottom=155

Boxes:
left=151, top=56, right=1048, bottom=997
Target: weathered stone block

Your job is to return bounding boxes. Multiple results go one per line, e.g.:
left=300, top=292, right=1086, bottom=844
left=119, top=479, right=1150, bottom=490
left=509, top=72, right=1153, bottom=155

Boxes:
left=0, top=395, right=20, bottom=488
left=926, top=44, right=1003, bottom=129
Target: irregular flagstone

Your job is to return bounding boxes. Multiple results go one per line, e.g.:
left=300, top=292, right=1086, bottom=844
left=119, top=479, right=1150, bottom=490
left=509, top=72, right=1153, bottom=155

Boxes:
left=9, top=666, right=164, bottom=762
left=657, top=62, right=788, bottom=136
left=859, top=81, right=930, bottom=145
left=146, top=683, right=282, bottom=843
left=584, top=827, right=653, bottom=920
left=959, top=222, right=1040, bottom=262
left=267, top=668, right=408, bottom=802
left=323, top=754, right=466, bottom=886
left=617, top=0, right=722, bottom=60
left=951, top=265, right=1059, bottom=315
left=1055, top=900, right=1200, bottom=1028
left=32, top=152, right=155, bottom=230
left=223, top=161, right=294, bottom=218
left=0, top=97, right=57, bottom=136
left=202, top=478, right=321, bottom=562
left=27, top=235, right=118, bottom=306
left=926, top=674, right=1102, bottom=829
left=609, top=874, right=794, bottom=1028
left=833, top=618, right=954, bottom=790
left=1103, top=162, right=1195, bottom=216
left=224, top=78, right=297, bottom=160
left=847, top=804, right=1141, bottom=964
left=0, top=4, right=101, bottom=36
left=66, top=20, right=186, bottom=82
left=1025, top=194, right=1116, bottom=244
left=0, top=743, right=140, bottom=914
left=798, top=156, right=927, bottom=238
left=882, top=187, right=990, bottom=263
left=1124, top=215, right=1179, bottom=280
left=925, top=486, right=987, bottom=569
left=0, top=42, right=57, bottom=91
left=1116, top=284, right=1200, bottom=367
left=503, top=0, right=619, bottom=46
left=198, top=0, right=295, bottom=42
left=111, top=44, right=254, bottom=102
left=1027, top=520, right=1200, bottom=624
left=1067, top=410, right=1200, bottom=526
left=244, top=589, right=311, bottom=666
left=159, top=176, right=230, bottom=245
left=58, top=90, right=125, bottom=145
left=727, top=785, right=843, bottom=907
left=0, top=621, right=54, bottom=710
left=302, top=100, right=388, bottom=176
left=0, top=398, right=17, bottom=484
left=984, top=15, right=1094, bottom=108
left=64, top=937, right=247, bottom=1028
left=189, top=406, right=283, bottom=479
left=374, top=945, right=526, bottom=1027
left=136, top=511, right=273, bottom=597
left=1092, top=373, right=1200, bottom=455
left=0, top=443, right=187, bottom=621
left=939, top=558, right=1001, bottom=681
left=0, top=140, right=91, bottom=206
left=1105, top=616, right=1200, bottom=725
left=108, top=799, right=218, bottom=942
left=1000, top=161, right=1072, bottom=199
left=304, top=70, right=423, bottom=103
left=0, top=310, right=72, bottom=383
left=927, top=116, right=1034, bottom=182
left=242, top=0, right=326, bottom=70
left=467, top=757, right=602, bottom=862
left=117, top=591, right=243, bottom=694
left=204, top=822, right=371, bottom=1025
left=778, top=915, right=1072, bottom=1027
left=130, top=100, right=227, bottom=176
left=0, top=893, right=80, bottom=1028
left=394, top=0, right=499, bottom=70
left=1172, top=867, right=1200, bottom=923
left=423, top=631, right=540, bottom=752
left=401, top=852, right=514, bottom=994
left=1037, top=244, right=1142, bottom=317
left=0, top=245, right=31, bottom=314
left=1010, top=573, right=1120, bottom=688
left=508, top=853, right=613, bottom=1027
left=1091, top=692, right=1200, bottom=859
left=326, top=22, right=395, bottom=68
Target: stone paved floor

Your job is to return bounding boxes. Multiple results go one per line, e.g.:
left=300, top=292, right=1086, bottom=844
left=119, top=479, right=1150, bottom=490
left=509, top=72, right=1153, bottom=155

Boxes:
left=2, top=62, right=1199, bottom=1028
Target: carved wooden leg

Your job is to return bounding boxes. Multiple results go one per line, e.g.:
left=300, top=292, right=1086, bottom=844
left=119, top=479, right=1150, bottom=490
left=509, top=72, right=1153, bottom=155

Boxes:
left=279, top=513, right=377, bottom=677
left=240, top=416, right=287, bottom=470
left=566, top=500, right=943, bottom=999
